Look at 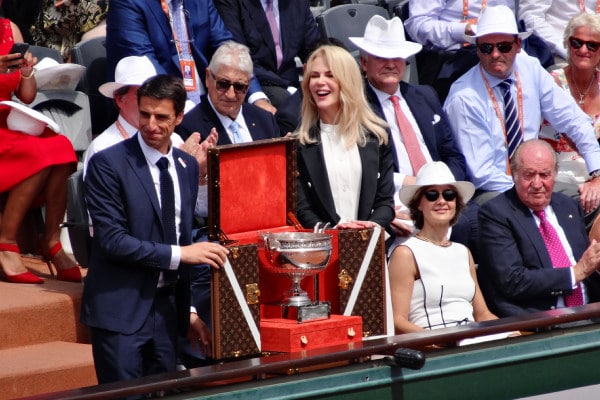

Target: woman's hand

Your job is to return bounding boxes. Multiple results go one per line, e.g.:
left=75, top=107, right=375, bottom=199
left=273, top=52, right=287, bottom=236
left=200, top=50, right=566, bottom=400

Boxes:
left=0, top=53, right=24, bottom=74
left=19, top=51, right=37, bottom=78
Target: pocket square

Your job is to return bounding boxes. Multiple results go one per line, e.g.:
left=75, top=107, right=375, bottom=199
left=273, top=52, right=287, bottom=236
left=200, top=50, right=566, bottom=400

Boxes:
left=432, top=114, right=441, bottom=125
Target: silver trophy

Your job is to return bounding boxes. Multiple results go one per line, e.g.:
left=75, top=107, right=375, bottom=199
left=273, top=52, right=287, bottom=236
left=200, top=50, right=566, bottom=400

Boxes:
left=262, top=231, right=332, bottom=307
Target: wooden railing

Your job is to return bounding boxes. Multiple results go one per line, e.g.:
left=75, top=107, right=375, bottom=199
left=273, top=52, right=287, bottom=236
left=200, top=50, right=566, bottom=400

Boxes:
left=25, top=303, right=600, bottom=400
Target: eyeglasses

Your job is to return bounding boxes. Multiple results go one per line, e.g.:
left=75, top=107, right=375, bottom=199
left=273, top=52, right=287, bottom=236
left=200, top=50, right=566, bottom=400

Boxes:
left=568, top=37, right=600, bottom=52
left=477, top=41, right=516, bottom=55
left=210, top=72, right=249, bottom=94
left=423, top=189, right=458, bottom=202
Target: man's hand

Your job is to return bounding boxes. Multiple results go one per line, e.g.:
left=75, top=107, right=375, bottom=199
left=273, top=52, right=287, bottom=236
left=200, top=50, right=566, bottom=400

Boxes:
left=336, top=220, right=379, bottom=230
left=179, top=128, right=219, bottom=185
left=180, top=241, right=228, bottom=268
left=188, top=312, right=211, bottom=355
left=574, top=239, right=600, bottom=282
left=253, top=98, right=277, bottom=114
left=391, top=208, right=414, bottom=236
left=579, top=178, right=600, bottom=213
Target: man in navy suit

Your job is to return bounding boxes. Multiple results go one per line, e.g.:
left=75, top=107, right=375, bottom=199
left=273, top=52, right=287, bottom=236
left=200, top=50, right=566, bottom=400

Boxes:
left=106, top=0, right=273, bottom=113
left=479, top=140, right=600, bottom=317
left=82, top=75, right=229, bottom=386
left=177, top=41, right=281, bottom=146
left=348, top=16, right=472, bottom=252
left=213, top=0, right=321, bottom=108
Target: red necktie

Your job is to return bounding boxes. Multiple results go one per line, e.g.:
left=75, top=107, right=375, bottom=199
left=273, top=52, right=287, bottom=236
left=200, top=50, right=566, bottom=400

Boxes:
left=535, top=210, right=584, bottom=307
left=389, top=95, right=427, bottom=175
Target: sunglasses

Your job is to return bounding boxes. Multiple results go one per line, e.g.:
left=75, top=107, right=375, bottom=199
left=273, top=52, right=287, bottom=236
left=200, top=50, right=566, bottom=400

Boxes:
left=477, top=41, right=516, bottom=55
left=423, top=189, right=458, bottom=202
left=569, top=37, right=600, bottom=52
left=210, top=72, right=249, bottom=94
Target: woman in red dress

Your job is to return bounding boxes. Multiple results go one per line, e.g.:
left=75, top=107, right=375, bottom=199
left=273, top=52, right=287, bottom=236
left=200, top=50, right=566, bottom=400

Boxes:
left=0, top=18, right=81, bottom=283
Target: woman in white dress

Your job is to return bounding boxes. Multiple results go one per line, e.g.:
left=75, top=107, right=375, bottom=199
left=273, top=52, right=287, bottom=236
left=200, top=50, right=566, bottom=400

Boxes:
left=388, top=161, right=497, bottom=333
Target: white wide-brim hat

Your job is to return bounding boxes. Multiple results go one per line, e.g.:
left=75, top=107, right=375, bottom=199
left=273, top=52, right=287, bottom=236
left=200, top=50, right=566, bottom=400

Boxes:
left=1, top=100, right=60, bottom=136
left=34, top=57, right=86, bottom=91
left=349, top=15, right=422, bottom=59
left=99, top=55, right=157, bottom=98
left=463, top=5, right=532, bottom=44
left=399, top=161, right=475, bottom=205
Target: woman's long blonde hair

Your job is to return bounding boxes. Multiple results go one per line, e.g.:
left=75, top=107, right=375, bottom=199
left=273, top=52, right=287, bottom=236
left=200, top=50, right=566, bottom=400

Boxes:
left=296, top=45, right=388, bottom=147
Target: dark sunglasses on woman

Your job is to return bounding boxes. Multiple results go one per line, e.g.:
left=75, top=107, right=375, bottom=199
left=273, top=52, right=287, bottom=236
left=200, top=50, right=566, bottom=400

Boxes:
left=423, top=189, right=458, bottom=202
left=569, top=37, right=600, bottom=52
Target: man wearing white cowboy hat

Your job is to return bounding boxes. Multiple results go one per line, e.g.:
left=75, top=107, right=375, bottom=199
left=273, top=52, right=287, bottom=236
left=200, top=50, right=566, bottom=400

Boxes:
left=444, top=5, right=600, bottom=226
left=349, top=15, right=476, bottom=253
left=83, top=56, right=211, bottom=178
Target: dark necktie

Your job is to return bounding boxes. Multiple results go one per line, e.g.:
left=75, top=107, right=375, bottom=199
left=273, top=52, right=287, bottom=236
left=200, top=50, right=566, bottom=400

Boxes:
left=534, top=210, right=584, bottom=307
left=498, top=79, right=522, bottom=160
left=156, top=157, right=177, bottom=245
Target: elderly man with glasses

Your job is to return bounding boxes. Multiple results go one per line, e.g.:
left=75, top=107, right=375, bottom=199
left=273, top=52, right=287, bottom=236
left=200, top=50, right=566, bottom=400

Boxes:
left=443, top=6, right=600, bottom=228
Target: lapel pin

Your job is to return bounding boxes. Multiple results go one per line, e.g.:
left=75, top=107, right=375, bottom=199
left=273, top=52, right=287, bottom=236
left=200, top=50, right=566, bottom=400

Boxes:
left=568, top=214, right=573, bottom=219
left=178, top=157, right=187, bottom=168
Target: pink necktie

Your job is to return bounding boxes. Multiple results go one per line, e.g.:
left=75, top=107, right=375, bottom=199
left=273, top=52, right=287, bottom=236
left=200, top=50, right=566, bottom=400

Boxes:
left=535, top=210, right=584, bottom=307
left=389, top=95, right=427, bottom=175
left=266, top=0, right=283, bottom=69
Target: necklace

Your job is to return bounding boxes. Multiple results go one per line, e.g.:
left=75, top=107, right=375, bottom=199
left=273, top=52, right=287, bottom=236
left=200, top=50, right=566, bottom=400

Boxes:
left=415, top=233, right=451, bottom=247
left=570, top=69, right=597, bottom=105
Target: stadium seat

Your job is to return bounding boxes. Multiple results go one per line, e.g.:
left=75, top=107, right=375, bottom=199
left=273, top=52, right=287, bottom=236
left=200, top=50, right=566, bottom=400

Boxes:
left=64, top=169, right=90, bottom=268
left=28, top=45, right=63, bottom=64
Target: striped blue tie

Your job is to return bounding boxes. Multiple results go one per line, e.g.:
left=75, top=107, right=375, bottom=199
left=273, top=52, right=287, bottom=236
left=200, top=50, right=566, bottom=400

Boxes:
left=499, top=79, right=522, bottom=159
left=230, top=121, right=243, bottom=144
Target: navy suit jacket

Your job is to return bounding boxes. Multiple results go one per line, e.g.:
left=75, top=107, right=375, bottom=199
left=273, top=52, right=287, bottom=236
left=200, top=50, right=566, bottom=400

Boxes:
left=296, top=126, right=395, bottom=229
left=106, top=0, right=261, bottom=95
left=478, top=188, right=600, bottom=317
left=214, top=0, right=321, bottom=88
left=81, top=136, right=199, bottom=335
left=177, top=94, right=281, bottom=144
left=365, top=81, right=466, bottom=181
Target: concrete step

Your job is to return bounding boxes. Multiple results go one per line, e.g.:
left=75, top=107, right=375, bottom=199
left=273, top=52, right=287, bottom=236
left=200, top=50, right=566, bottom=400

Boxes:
left=0, top=341, right=97, bottom=399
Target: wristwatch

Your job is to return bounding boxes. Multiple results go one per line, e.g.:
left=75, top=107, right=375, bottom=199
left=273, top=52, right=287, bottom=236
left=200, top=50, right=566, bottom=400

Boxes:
left=590, top=170, right=600, bottom=179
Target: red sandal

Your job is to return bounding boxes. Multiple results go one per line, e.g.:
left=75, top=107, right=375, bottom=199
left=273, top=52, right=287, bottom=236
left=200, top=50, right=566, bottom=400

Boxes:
left=46, top=242, right=82, bottom=283
left=0, top=243, right=44, bottom=284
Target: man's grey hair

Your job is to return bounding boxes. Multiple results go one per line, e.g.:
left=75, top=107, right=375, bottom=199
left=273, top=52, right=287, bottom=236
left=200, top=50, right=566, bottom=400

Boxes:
left=208, top=40, right=254, bottom=79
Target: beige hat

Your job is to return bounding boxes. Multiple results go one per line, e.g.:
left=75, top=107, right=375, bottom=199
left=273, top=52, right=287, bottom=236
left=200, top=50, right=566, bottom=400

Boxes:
left=349, top=15, right=422, bottom=59
left=399, top=161, right=475, bottom=205
left=463, top=5, right=532, bottom=44
left=34, top=57, right=86, bottom=91
left=1, top=100, right=60, bottom=136
left=99, top=56, right=157, bottom=98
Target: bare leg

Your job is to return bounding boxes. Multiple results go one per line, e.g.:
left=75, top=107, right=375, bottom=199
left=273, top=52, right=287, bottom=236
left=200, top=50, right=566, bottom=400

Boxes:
left=0, top=169, right=49, bottom=275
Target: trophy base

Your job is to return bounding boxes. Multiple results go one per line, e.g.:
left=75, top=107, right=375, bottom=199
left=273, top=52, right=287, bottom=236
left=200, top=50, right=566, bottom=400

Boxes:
left=285, top=301, right=331, bottom=323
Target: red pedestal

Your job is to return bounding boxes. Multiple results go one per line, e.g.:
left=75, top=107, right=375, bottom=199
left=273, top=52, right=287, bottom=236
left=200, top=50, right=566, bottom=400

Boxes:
left=260, top=314, right=362, bottom=353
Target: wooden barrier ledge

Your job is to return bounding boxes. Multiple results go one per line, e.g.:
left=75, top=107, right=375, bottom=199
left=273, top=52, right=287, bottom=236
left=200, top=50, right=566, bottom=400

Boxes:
left=24, top=303, right=600, bottom=400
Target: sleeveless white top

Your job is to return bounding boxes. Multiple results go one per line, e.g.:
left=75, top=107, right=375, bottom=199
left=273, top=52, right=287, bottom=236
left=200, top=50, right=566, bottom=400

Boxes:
left=402, top=236, right=475, bottom=330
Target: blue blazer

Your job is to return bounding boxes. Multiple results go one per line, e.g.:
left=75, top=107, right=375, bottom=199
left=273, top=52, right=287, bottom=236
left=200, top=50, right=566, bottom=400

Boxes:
left=106, top=0, right=261, bottom=95
left=478, top=188, right=600, bottom=317
left=296, top=125, right=395, bottom=229
left=365, top=81, right=466, bottom=181
left=214, top=0, right=321, bottom=88
left=81, top=136, right=199, bottom=335
left=177, top=94, right=281, bottom=144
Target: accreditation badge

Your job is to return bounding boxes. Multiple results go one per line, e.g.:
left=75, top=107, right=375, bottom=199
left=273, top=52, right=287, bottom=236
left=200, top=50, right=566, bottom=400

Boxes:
left=180, top=59, right=197, bottom=92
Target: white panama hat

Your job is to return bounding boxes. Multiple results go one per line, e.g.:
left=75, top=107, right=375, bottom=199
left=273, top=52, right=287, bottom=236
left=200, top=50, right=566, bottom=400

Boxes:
left=34, top=57, right=86, bottom=91
left=349, top=15, right=422, bottom=59
left=399, top=161, right=475, bottom=205
left=99, top=55, right=157, bottom=98
left=1, top=100, right=60, bottom=136
left=463, top=5, right=532, bottom=44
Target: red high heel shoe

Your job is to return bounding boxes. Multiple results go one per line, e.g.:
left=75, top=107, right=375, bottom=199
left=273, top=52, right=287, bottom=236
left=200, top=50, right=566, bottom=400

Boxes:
left=0, top=243, right=44, bottom=284
left=46, top=242, right=83, bottom=283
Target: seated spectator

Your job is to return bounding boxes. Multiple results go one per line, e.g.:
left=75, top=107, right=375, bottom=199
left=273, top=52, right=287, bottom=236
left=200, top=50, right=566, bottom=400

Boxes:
left=444, top=5, right=600, bottom=227
left=106, top=0, right=273, bottom=113
left=0, top=17, right=80, bottom=283
left=30, top=0, right=108, bottom=62
left=519, top=0, right=598, bottom=65
left=83, top=55, right=188, bottom=176
left=404, top=0, right=515, bottom=101
left=295, top=44, right=395, bottom=231
left=388, top=161, right=496, bottom=333
left=479, top=140, right=600, bottom=317
left=539, top=13, right=600, bottom=186
left=214, top=0, right=321, bottom=108
left=349, top=15, right=477, bottom=255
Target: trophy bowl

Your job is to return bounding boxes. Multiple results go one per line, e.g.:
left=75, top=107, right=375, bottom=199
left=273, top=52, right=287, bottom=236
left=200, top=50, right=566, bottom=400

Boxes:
left=262, top=232, right=332, bottom=307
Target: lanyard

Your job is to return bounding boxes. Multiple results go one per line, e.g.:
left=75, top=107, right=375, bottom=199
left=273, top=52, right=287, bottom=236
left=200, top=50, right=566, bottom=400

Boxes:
left=160, top=0, right=187, bottom=56
left=579, top=0, right=600, bottom=13
left=480, top=65, right=524, bottom=173
left=463, top=0, right=487, bottom=20
left=115, top=119, right=129, bottom=140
